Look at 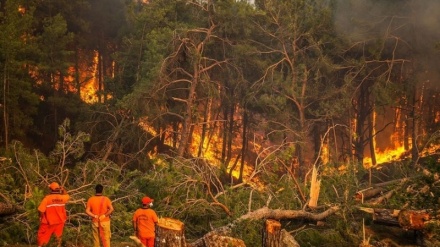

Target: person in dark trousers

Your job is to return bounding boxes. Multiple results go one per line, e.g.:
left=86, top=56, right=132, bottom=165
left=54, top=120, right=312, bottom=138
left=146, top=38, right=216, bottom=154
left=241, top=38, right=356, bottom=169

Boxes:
left=86, top=184, right=114, bottom=247
left=37, top=182, right=70, bottom=247
left=133, top=196, right=159, bottom=247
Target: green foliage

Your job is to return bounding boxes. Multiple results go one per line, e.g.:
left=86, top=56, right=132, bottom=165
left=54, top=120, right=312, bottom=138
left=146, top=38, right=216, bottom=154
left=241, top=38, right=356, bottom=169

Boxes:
left=320, top=161, right=366, bottom=205
left=231, top=219, right=263, bottom=247
left=387, top=157, right=440, bottom=210
left=1, top=0, right=440, bottom=246
left=0, top=0, right=40, bottom=143
left=295, top=228, right=353, bottom=247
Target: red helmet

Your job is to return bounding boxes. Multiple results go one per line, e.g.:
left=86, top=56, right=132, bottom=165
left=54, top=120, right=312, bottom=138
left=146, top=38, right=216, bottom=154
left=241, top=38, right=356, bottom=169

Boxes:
left=142, top=196, right=154, bottom=204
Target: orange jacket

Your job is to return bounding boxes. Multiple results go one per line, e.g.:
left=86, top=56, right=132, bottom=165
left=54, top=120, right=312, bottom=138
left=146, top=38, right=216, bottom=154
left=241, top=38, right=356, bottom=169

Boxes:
left=86, top=195, right=113, bottom=223
left=133, top=208, right=158, bottom=238
left=38, top=193, right=70, bottom=225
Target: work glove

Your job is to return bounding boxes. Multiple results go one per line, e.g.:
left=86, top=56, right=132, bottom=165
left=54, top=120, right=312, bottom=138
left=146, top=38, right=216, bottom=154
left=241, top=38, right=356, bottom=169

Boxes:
left=60, top=187, right=67, bottom=195
left=98, top=215, right=106, bottom=220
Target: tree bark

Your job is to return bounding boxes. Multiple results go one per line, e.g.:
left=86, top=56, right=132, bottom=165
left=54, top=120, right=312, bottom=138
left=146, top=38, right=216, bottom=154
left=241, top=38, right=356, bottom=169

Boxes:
left=239, top=206, right=340, bottom=222
left=263, top=219, right=281, bottom=247
left=358, top=207, right=430, bottom=230
left=156, top=217, right=186, bottom=247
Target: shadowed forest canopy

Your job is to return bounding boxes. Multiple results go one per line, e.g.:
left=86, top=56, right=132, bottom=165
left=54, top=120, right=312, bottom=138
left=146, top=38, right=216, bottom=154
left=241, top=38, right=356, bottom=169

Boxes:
left=0, top=0, right=439, bottom=246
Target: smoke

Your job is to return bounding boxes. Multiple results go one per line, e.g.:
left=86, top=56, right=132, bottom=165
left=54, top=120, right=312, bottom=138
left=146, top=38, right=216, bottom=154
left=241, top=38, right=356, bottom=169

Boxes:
left=334, top=0, right=440, bottom=90
left=333, top=0, right=440, bottom=157
left=334, top=0, right=440, bottom=42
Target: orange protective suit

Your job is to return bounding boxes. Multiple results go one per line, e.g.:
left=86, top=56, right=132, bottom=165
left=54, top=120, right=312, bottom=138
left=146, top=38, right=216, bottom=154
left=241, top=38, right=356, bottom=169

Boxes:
left=86, top=195, right=113, bottom=247
left=133, top=208, right=158, bottom=247
left=37, top=192, right=70, bottom=246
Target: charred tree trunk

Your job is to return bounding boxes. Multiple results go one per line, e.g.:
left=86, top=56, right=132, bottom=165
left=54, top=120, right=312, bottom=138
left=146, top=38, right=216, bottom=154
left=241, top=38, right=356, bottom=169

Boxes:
left=238, top=109, right=248, bottom=183
left=221, top=106, right=227, bottom=164
left=198, top=98, right=211, bottom=157
left=353, top=83, right=369, bottom=163
left=226, top=101, right=234, bottom=166
left=411, top=82, right=419, bottom=165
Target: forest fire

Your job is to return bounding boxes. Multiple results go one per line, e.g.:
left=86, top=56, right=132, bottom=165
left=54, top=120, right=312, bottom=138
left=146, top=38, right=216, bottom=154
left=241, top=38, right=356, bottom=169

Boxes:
left=363, top=135, right=440, bottom=168
left=363, top=146, right=407, bottom=168
left=79, top=51, right=100, bottom=103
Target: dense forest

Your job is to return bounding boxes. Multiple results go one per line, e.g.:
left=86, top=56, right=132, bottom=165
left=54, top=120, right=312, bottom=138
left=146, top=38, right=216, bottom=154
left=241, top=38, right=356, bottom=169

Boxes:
left=1, top=0, right=440, bottom=246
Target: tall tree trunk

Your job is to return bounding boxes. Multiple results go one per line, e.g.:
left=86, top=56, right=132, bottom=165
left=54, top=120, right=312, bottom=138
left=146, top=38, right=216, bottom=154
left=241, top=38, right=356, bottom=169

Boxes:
left=238, top=109, right=248, bottom=183
left=411, top=82, right=419, bottom=165
left=225, top=102, right=234, bottom=169
left=2, top=62, right=8, bottom=149
left=368, top=106, right=377, bottom=185
left=74, top=47, right=81, bottom=97
left=172, top=122, right=178, bottom=149
left=198, top=98, right=212, bottom=157
left=177, top=62, right=198, bottom=157
left=354, top=83, right=369, bottom=163
left=368, top=106, right=377, bottom=168
left=221, top=106, right=228, bottom=165
left=97, top=51, right=103, bottom=103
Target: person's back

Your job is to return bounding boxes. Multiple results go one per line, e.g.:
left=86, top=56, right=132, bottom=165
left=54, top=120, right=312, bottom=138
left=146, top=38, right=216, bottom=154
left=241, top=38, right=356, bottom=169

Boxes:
left=86, top=184, right=114, bottom=247
left=39, top=193, right=69, bottom=225
left=133, top=208, right=157, bottom=239
left=133, top=196, right=158, bottom=247
left=87, top=195, right=112, bottom=223
left=37, top=182, right=69, bottom=247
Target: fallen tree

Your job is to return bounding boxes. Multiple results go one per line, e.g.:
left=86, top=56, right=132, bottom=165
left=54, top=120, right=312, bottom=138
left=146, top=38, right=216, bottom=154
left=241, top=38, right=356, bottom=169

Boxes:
left=354, top=178, right=409, bottom=202
left=238, top=205, right=340, bottom=221
left=358, top=207, right=431, bottom=230
left=187, top=205, right=340, bottom=247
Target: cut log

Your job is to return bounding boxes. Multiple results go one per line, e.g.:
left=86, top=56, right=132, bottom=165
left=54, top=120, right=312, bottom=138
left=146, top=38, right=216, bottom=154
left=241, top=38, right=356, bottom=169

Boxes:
left=204, top=234, right=246, bottom=247
left=372, top=208, right=401, bottom=226
left=369, top=190, right=395, bottom=205
left=358, top=207, right=431, bottom=230
left=156, top=217, right=186, bottom=247
left=354, top=178, right=409, bottom=202
left=398, top=209, right=430, bottom=230
left=354, top=187, right=386, bottom=201
left=264, top=219, right=281, bottom=247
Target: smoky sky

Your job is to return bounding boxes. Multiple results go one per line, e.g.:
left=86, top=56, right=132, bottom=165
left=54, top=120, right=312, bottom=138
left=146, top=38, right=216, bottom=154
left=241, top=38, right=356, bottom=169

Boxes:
left=334, top=0, right=440, bottom=45
left=334, top=0, right=440, bottom=89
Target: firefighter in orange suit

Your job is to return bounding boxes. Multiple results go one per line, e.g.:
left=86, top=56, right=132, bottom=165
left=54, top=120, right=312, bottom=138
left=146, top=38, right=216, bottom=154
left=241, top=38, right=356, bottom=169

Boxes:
left=86, top=184, right=114, bottom=247
left=37, top=182, right=70, bottom=247
left=133, top=196, right=159, bottom=247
